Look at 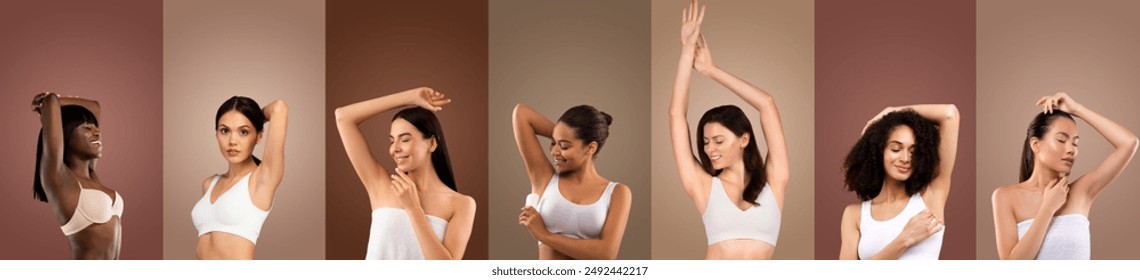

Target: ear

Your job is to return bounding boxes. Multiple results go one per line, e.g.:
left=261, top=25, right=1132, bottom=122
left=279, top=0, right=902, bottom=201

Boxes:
left=429, top=136, right=438, bottom=153
left=1030, top=137, right=1040, bottom=153
left=739, top=132, right=751, bottom=149
left=257, top=131, right=264, bottom=144
left=586, top=141, right=598, bottom=157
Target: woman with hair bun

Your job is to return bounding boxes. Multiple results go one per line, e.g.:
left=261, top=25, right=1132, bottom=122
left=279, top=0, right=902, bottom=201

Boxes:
left=514, top=103, right=633, bottom=260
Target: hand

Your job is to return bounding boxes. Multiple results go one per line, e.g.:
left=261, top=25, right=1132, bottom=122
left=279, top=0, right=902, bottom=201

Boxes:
left=898, top=210, right=944, bottom=248
left=862, top=106, right=897, bottom=135
left=680, top=0, right=705, bottom=48
left=390, top=167, right=423, bottom=212
left=693, top=35, right=715, bottom=74
left=518, top=206, right=548, bottom=241
left=405, top=87, right=452, bottom=111
left=1036, top=92, right=1083, bottom=115
left=31, top=92, right=56, bottom=116
left=1040, top=175, right=1069, bottom=215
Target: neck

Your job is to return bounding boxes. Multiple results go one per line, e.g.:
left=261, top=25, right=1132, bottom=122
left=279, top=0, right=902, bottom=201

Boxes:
left=226, top=158, right=257, bottom=178
left=718, top=159, right=748, bottom=186
left=407, top=163, right=445, bottom=192
left=65, top=157, right=93, bottom=180
left=1027, top=163, right=1062, bottom=191
left=877, top=177, right=909, bottom=203
left=560, top=159, right=601, bottom=185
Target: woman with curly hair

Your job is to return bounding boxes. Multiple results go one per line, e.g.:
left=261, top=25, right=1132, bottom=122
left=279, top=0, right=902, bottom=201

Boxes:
left=992, top=92, right=1137, bottom=260
left=838, top=104, right=960, bottom=260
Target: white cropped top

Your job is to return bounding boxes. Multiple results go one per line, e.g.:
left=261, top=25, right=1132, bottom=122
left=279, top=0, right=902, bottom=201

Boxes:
left=536, top=175, right=617, bottom=240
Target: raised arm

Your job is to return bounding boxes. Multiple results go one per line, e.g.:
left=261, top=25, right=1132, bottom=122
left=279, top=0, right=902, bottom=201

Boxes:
left=668, top=0, right=714, bottom=210
left=693, top=35, right=790, bottom=205
left=1041, top=92, right=1139, bottom=199
left=33, top=93, right=74, bottom=201
left=512, top=103, right=555, bottom=194
left=335, top=88, right=450, bottom=192
left=866, top=104, right=959, bottom=213
left=534, top=184, right=632, bottom=260
left=253, top=100, right=288, bottom=197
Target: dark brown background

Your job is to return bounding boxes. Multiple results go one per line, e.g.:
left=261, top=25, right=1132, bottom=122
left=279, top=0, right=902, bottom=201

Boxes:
left=0, top=0, right=163, bottom=259
left=814, top=0, right=977, bottom=259
left=325, top=0, right=489, bottom=260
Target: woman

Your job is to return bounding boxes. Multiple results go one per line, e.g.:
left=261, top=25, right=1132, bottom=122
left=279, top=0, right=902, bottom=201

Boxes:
left=191, top=96, right=288, bottom=259
left=838, top=104, right=960, bottom=260
left=668, top=0, right=790, bottom=260
left=31, top=92, right=120, bottom=260
left=992, top=92, right=1138, bottom=260
left=335, top=87, right=475, bottom=260
left=513, top=103, right=632, bottom=260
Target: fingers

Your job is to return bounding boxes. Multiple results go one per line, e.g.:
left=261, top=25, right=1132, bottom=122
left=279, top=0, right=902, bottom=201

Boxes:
left=697, top=5, right=706, bottom=25
left=393, top=167, right=417, bottom=192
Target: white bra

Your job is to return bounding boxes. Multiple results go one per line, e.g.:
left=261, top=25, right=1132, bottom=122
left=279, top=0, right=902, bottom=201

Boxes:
left=60, top=182, right=124, bottom=236
left=536, top=175, right=617, bottom=240
left=701, top=177, right=780, bottom=246
left=857, top=193, right=944, bottom=260
left=191, top=172, right=270, bottom=244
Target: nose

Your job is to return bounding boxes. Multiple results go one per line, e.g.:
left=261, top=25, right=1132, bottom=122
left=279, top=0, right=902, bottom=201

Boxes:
left=228, top=133, right=238, bottom=146
left=899, top=150, right=912, bottom=164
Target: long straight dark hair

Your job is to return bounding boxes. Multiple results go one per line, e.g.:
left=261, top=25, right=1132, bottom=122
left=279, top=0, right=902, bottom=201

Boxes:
left=33, top=105, right=99, bottom=202
left=1020, top=110, right=1075, bottom=181
left=394, top=107, right=457, bottom=191
left=216, top=96, right=266, bottom=165
left=697, top=105, right=766, bottom=205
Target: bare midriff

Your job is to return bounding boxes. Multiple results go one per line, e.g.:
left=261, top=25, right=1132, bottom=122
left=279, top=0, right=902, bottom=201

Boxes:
left=706, top=239, right=774, bottom=260
left=68, top=217, right=121, bottom=260
left=196, top=232, right=255, bottom=260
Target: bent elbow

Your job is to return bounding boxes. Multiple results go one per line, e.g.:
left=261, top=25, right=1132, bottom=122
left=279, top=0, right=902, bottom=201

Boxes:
left=333, top=107, right=348, bottom=123
left=945, top=104, right=960, bottom=121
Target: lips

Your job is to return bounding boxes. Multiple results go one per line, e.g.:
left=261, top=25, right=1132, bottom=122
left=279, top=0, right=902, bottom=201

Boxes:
left=393, top=155, right=410, bottom=163
left=895, top=165, right=911, bottom=173
left=226, top=149, right=240, bottom=156
left=552, top=157, right=567, bottom=165
left=1061, top=158, right=1075, bottom=166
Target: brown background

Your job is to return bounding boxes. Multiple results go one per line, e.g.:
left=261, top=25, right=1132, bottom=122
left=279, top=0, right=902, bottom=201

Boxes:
left=325, top=0, right=489, bottom=260
left=163, top=0, right=326, bottom=259
left=976, top=0, right=1140, bottom=260
left=814, top=0, right=977, bottom=259
left=488, top=0, right=651, bottom=260
left=0, top=0, right=164, bottom=259
left=649, top=0, right=815, bottom=260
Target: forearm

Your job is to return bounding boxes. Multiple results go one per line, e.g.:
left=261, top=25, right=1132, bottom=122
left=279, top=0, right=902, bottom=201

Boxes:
left=58, top=96, right=100, bottom=120
left=701, top=66, right=776, bottom=112
left=512, top=104, right=554, bottom=139
left=868, top=237, right=912, bottom=260
left=898, top=104, right=958, bottom=125
left=669, top=49, right=697, bottom=118
left=406, top=207, right=457, bottom=260
left=260, top=100, right=288, bottom=182
left=536, top=231, right=619, bottom=260
left=1004, top=211, right=1054, bottom=260
left=1072, top=103, right=1139, bottom=149
left=335, top=91, right=413, bottom=125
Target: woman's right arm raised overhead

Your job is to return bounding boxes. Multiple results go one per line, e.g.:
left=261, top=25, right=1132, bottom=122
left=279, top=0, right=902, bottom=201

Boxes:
left=335, top=87, right=451, bottom=193
left=512, top=103, right=555, bottom=195
left=669, top=0, right=713, bottom=210
left=1043, top=92, right=1139, bottom=199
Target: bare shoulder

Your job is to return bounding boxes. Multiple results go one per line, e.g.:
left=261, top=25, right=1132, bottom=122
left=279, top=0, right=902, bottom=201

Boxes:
left=841, top=203, right=862, bottom=223
left=991, top=183, right=1022, bottom=203
left=201, top=175, right=217, bottom=195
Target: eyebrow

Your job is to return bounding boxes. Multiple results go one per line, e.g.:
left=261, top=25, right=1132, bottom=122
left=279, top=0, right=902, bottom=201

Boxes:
left=390, top=132, right=412, bottom=138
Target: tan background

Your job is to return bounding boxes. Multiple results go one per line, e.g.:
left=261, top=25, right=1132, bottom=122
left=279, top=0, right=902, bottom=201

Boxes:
left=814, top=0, right=977, bottom=259
left=163, top=0, right=326, bottom=259
left=488, top=0, right=651, bottom=260
left=649, top=0, right=815, bottom=260
left=324, top=0, right=489, bottom=260
left=0, top=0, right=163, bottom=260
left=976, top=0, right=1140, bottom=260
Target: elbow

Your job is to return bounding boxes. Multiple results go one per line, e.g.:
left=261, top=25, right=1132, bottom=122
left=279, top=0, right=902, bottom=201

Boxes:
left=1128, top=136, right=1139, bottom=156
left=333, top=107, right=349, bottom=124
left=270, top=100, right=289, bottom=117
left=601, top=247, right=619, bottom=260
left=512, top=103, right=528, bottom=127
left=944, top=104, right=960, bottom=122
left=667, top=106, right=686, bottom=119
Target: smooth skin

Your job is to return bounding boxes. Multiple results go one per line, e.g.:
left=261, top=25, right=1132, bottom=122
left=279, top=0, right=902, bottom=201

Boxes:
left=513, top=103, right=632, bottom=260
left=335, top=87, right=475, bottom=260
left=839, top=104, right=959, bottom=260
left=196, top=100, right=288, bottom=260
left=668, top=0, right=790, bottom=260
left=32, top=92, right=118, bottom=260
left=992, top=92, right=1138, bottom=260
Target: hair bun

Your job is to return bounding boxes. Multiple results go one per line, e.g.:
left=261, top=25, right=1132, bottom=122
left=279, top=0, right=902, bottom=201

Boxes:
left=601, top=111, right=613, bottom=126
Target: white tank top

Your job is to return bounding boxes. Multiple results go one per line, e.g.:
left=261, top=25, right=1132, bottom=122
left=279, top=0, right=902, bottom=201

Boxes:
left=1017, top=214, right=1090, bottom=260
left=365, top=208, right=448, bottom=260
left=535, top=175, right=617, bottom=240
left=701, top=177, right=780, bottom=246
left=857, top=193, right=944, bottom=260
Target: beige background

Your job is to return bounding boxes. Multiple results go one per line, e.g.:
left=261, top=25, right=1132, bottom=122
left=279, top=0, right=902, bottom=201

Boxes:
left=977, top=0, right=1140, bottom=260
left=650, top=0, right=815, bottom=259
left=163, top=0, right=325, bottom=259
left=488, top=0, right=651, bottom=260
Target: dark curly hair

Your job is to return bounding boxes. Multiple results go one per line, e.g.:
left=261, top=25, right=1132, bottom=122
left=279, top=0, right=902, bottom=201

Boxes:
left=843, top=109, right=940, bottom=201
left=1020, top=110, right=1075, bottom=182
left=557, top=105, right=613, bottom=157
left=697, top=105, right=767, bottom=206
